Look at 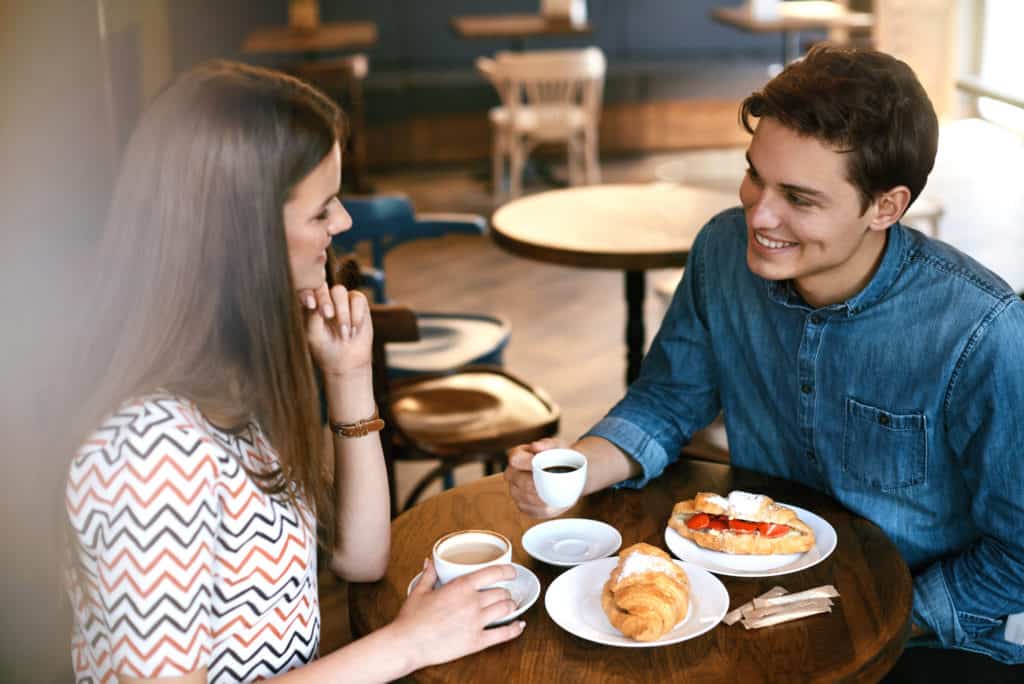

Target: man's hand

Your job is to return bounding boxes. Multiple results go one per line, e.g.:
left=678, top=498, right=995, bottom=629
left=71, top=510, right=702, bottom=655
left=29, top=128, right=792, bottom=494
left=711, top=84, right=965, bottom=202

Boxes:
left=504, top=438, right=573, bottom=518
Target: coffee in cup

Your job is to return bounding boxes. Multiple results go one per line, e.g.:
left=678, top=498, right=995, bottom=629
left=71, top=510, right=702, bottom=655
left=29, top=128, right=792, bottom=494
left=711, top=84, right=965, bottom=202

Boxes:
left=532, top=448, right=588, bottom=509
left=432, top=530, right=512, bottom=585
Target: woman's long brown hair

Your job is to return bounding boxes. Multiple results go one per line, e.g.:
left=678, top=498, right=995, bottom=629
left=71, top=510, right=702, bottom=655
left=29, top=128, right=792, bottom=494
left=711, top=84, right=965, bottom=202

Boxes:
left=70, top=60, right=346, bottom=542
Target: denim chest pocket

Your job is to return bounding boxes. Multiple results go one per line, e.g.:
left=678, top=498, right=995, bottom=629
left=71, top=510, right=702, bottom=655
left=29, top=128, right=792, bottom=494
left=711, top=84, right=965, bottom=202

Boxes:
left=842, top=397, right=927, bottom=491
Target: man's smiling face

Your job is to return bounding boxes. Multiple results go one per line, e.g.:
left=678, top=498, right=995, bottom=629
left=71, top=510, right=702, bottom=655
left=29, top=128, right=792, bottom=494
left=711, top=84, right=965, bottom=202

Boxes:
left=739, top=117, right=891, bottom=308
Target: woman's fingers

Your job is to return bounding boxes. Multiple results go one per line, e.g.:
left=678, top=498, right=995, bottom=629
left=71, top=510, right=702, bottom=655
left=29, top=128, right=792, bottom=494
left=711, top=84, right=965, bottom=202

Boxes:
left=477, top=586, right=514, bottom=610
left=410, top=559, right=437, bottom=597
left=329, top=285, right=351, bottom=339
left=479, top=620, right=526, bottom=649
left=315, top=283, right=334, bottom=319
left=481, top=598, right=518, bottom=625
left=347, top=289, right=370, bottom=338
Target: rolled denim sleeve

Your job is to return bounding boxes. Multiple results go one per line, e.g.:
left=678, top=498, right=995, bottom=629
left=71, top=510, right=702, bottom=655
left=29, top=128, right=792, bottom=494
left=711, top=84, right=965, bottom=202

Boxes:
left=921, top=296, right=1024, bottom=662
left=584, top=216, right=726, bottom=489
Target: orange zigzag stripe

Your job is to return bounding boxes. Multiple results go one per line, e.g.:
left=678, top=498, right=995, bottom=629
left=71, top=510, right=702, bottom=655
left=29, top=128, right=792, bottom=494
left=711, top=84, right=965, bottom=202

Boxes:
left=101, top=542, right=212, bottom=575
left=211, top=595, right=312, bottom=639
left=67, top=452, right=217, bottom=496
left=110, top=624, right=210, bottom=666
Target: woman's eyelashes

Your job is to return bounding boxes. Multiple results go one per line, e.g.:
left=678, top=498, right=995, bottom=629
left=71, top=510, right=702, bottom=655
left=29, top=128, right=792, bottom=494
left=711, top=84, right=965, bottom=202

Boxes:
left=314, top=196, right=340, bottom=222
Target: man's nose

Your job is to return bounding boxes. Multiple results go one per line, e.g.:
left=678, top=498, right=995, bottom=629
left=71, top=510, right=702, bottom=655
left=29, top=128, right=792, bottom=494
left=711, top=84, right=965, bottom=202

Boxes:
left=748, top=190, right=781, bottom=230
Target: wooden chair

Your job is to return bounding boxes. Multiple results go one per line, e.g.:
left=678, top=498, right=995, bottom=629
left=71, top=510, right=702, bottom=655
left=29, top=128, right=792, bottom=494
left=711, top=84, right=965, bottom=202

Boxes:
left=334, top=195, right=511, bottom=378
left=477, top=47, right=606, bottom=200
left=291, top=54, right=373, bottom=194
left=371, top=305, right=560, bottom=514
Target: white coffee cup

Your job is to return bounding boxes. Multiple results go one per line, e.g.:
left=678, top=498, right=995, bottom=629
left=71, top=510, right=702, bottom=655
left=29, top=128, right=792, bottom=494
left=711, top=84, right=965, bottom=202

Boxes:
left=532, top=448, right=588, bottom=509
left=432, top=530, right=512, bottom=585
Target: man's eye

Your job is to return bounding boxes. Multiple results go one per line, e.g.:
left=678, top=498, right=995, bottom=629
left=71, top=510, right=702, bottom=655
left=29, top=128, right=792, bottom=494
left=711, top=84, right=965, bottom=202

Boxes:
left=745, top=167, right=763, bottom=184
left=787, top=193, right=812, bottom=207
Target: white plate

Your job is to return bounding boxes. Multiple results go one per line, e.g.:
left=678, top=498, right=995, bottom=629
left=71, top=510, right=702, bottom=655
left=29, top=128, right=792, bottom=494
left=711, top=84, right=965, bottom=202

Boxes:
left=663, top=504, right=837, bottom=578
left=522, top=518, right=622, bottom=566
left=407, top=562, right=540, bottom=626
left=544, top=556, right=729, bottom=647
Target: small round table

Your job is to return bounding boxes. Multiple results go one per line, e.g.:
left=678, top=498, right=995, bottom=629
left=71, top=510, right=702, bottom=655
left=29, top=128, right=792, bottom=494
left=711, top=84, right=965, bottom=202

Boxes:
left=350, top=458, right=912, bottom=683
left=490, top=184, right=736, bottom=384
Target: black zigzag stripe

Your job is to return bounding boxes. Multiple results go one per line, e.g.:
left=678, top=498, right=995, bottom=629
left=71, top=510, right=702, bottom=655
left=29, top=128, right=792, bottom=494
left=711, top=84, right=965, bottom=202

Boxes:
left=103, top=605, right=209, bottom=643
left=118, top=429, right=207, bottom=461
left=100, top=587, right=212, bottom=628
left=125, top=400, right=177, bottom=438
left=81, top=503, right=218, bottom=554
left=209, top=627, right=318, bottom=682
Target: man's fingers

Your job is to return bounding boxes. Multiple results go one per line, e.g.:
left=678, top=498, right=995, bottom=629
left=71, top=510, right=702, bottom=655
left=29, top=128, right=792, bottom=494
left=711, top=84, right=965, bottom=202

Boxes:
left=506, top=446, right=537, bottom=470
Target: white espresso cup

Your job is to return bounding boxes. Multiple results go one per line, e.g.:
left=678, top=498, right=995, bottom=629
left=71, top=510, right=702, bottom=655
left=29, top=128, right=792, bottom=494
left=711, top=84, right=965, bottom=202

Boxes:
left=432, top=530, right=512, bottom=585
left=532, top=448, right=588, bottom=509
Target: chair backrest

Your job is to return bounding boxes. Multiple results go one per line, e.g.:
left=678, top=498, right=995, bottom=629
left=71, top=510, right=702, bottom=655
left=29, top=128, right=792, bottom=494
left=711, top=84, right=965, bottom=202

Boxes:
left=333, top=194, right=487, bottom=302
left=488, top=47, right=606, bottom=124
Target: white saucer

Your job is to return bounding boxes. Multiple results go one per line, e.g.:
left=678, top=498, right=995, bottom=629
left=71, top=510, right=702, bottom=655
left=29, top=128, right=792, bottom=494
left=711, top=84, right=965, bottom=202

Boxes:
left=522, top=518, right=622, bottom=566
left=663, top=504, right=838, bottom=578
left=544, top=556, right=729, bottom=647
left=406, top=562, right=541, bottom=626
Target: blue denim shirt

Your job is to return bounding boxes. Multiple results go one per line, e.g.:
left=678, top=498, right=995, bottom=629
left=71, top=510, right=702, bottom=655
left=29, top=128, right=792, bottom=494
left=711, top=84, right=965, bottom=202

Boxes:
left=587, top=207, right=1024, bottom=663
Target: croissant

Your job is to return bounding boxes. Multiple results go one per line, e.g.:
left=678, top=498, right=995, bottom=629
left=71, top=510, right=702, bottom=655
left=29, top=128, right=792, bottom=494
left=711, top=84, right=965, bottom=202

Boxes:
left=667, top=490, right=815, bottom=555
left=601, top=543, right=690, bottom=641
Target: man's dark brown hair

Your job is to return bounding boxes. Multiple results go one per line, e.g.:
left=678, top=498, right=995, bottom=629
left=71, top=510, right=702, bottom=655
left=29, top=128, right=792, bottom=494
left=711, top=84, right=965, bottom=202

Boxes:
left=740, top=44, right=939, bottom=215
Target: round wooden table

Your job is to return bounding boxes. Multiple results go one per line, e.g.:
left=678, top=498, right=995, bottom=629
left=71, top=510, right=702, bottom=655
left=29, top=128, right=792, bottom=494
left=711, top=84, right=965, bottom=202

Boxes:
left=350, top=458, right=912, bottom=683
left=490, top=184, right=736, bottom=384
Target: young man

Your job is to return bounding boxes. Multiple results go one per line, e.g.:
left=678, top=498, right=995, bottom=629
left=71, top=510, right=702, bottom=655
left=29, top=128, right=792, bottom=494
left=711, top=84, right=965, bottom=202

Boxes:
left=505, top=46, right=1024, bottom=676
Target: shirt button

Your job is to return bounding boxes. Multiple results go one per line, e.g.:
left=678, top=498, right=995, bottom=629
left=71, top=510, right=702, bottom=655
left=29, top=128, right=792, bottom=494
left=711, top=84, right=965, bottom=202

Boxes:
left=801, top=384, right=812, bottom=394
left=878, top=414, right=891, bottom=426
left=810, top=315, right=822, bottom=325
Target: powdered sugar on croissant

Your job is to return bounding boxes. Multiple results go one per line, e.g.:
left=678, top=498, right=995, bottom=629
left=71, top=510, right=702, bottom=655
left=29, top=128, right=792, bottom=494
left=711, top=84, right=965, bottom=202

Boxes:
left=601, top=543, right=690, bottom=641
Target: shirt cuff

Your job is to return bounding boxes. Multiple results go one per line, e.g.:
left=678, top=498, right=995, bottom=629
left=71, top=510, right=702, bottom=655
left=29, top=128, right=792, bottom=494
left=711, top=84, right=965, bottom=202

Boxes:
left=913, top=562, right=960, bottom=648
left=584, top=415, right=671, bottom=489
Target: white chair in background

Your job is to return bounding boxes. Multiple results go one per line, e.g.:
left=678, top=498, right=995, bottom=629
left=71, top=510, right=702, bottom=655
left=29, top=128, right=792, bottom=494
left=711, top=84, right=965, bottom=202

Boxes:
left=477, top=47, right=607, bottom=200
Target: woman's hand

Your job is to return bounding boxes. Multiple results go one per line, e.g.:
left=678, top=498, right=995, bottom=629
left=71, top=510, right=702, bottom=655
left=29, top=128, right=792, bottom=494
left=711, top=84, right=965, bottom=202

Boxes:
left=387, top=559, right=525, bottom=672
left=302, top=283, right=373, bottom=378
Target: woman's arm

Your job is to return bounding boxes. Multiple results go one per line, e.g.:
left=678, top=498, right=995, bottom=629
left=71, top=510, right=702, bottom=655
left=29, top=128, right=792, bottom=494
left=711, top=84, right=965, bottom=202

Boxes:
left=120, top=562, right=525, bottom=684
left=304, top=283, right=390, bottom=581
left=324, top=365, right=390, bottom=581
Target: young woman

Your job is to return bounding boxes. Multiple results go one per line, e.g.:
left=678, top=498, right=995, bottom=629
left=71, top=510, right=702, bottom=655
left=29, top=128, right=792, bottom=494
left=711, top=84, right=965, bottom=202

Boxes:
left=65, top=61, right=523, bottom=683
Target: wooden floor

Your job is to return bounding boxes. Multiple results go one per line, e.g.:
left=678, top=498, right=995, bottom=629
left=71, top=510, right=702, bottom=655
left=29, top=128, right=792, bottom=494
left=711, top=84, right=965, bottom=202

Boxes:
left=320, top=118, right=1024, bottom=656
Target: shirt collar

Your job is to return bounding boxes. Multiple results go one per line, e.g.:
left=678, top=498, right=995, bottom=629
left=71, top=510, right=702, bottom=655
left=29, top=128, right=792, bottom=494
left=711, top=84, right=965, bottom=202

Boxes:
left=764, top=223, right=910, bottom=315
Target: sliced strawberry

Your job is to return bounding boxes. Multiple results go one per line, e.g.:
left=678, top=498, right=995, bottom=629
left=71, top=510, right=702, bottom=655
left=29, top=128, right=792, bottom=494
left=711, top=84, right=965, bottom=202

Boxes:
left=728, top=519, right=759, bottom=532
left=707, top=515, right=729, bottom=531
left=758, top=522, right=789, bottom=538
left=685, top=513, right=710, bottom=530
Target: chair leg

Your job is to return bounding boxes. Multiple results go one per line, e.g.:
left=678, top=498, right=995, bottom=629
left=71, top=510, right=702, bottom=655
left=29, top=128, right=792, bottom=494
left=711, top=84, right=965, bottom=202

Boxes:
left=567, top=135, right=582, bottom=187
left=401, top=462, right=453, bottom=512
left=492, top=128, right=506, bottom=203
left=584, top=129, right=601, bottom=184
left=509, top=137, right=525, bottom=199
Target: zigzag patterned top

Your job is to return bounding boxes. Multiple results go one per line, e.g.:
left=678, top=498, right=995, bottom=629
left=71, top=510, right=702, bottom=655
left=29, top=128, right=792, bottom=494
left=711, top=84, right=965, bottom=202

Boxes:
left=66, top=395, right=320, bottom=683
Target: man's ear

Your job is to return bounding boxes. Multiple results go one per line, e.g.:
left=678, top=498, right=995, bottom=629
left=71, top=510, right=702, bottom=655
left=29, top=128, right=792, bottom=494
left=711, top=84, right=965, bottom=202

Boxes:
left=869, top=186, right=912, bottom=231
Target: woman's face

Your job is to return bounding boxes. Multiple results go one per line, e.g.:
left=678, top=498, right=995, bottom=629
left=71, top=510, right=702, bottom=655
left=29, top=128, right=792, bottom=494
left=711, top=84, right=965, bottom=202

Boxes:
left=282, top=141, right=351, bottom=291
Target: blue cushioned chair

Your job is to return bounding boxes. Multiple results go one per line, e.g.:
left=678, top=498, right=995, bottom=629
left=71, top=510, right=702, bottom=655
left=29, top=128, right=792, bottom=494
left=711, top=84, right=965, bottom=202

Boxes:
left=334, top=195, right=511, bottom=379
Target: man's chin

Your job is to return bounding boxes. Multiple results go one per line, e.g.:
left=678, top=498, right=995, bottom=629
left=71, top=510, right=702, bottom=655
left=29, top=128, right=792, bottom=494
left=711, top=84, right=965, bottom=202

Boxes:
left=746, top=250, right=790, bottom=282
